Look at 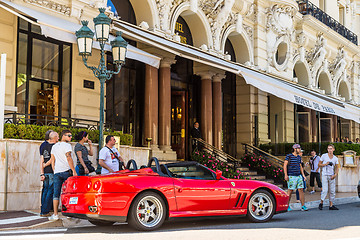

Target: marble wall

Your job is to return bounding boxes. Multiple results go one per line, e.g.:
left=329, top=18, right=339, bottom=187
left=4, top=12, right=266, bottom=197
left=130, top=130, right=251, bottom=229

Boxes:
left=0, top=139, right=150, bottom=211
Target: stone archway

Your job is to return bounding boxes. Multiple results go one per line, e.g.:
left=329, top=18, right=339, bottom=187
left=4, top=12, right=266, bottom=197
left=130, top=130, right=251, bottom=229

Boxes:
left=127, top=0, right=159, bottom=29
left=221, top=26, right=253, bottom=64
left=338, top=80, right=351, bottom=101
left=170, top=3, right=212, bottom=48
left=293, top=61, right=310, bottom=87
left=317, top=71, right=332, bottom=95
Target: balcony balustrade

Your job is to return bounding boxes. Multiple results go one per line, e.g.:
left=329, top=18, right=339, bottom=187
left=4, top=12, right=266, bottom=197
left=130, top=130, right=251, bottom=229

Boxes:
left=297, top=0, right=358, bottom=45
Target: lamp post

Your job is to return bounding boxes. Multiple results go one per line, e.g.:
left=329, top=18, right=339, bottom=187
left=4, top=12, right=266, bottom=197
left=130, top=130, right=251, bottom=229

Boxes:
left=76, top=8, right=128, bottom=149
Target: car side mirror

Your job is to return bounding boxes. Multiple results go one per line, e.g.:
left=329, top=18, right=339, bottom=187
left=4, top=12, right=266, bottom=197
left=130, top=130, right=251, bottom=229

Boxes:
left=215, top=170, right=222, bottom=180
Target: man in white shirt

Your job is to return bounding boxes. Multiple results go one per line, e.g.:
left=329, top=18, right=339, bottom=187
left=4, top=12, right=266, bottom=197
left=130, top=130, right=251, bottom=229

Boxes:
left=318, top=144, right=339, bottom=210
left=49, top=130, right=77, bottom=221
left=99, top=135, right=124, bottom=174
left=309, top=150, right=322, bottom=194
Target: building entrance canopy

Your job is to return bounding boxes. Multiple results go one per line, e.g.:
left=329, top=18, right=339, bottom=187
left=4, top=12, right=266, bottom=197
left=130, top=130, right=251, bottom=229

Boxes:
left=0, top=0, right=161, bottom=68
left=114, top=20, right=360, bottom=124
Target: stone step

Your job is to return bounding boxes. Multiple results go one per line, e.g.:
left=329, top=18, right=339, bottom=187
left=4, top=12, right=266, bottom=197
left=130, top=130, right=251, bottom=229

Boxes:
left=248, top=175, right=266, bottom=180
left=237, top=167, right=249, bottom=171
left=242, top=171, right=258, bottom=176
left=159, top=160, right=180, bottom=164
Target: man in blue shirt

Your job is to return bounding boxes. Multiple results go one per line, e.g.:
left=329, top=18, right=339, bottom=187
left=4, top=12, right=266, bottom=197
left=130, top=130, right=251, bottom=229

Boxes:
left=284, top=144, right=308, bottom=211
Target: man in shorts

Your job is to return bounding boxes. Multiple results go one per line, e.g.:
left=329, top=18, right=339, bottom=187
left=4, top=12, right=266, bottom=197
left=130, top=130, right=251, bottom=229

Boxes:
left=284, top=144, right=308, bottom=211
left=48, top=130, right=77, bottom=221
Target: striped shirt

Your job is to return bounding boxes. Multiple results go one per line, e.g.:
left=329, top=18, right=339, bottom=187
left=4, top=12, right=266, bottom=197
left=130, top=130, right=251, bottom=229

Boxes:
left=285, top=153, right=301, bottom=176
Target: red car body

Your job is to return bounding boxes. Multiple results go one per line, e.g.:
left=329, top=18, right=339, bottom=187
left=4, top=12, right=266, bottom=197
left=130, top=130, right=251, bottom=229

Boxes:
left=61, top=161, right=289, bottom=230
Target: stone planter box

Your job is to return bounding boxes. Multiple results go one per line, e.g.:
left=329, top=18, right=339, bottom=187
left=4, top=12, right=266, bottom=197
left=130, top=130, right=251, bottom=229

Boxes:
left=0, top=139, right=150, bottom=211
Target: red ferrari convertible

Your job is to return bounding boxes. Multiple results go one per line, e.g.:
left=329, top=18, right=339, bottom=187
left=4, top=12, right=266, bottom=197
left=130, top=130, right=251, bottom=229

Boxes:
left=61, top=158, right=289, bottom=230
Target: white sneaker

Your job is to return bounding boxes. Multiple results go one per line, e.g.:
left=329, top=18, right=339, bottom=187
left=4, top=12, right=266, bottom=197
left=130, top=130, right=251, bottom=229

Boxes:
left=48, top=214, right=59, bottom=221
left=310, top=190, right=315, bottom=194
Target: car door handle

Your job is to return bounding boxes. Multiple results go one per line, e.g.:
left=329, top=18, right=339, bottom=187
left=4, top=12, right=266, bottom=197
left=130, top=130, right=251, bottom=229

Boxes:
left=178, top=188, right=183, bottom=193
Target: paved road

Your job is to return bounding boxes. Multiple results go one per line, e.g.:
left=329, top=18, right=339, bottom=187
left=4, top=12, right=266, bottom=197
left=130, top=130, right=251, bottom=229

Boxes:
left=1, top=202, right=360, bottom=240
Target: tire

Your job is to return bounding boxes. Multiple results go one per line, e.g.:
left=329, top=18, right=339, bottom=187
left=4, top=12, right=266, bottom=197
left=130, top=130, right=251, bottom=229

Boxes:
left=247, top=189, right=276, bottom=223
left=88, top=219, right=115, bottom=226
left=128, top=192, right=166, bottom=231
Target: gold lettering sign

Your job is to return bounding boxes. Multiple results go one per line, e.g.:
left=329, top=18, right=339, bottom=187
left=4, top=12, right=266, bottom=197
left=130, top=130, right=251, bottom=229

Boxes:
left=175, top=22, right=187, bottom=44
left=175, top=22, right=183, bottom=33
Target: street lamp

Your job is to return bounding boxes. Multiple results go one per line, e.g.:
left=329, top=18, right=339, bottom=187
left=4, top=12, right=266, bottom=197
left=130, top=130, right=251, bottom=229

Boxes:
left=76, top=8, right=128, bottom=149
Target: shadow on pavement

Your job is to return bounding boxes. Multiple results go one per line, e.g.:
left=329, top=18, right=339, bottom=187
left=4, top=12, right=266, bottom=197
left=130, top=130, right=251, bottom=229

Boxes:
left=61, top=202, right=360, bottom=235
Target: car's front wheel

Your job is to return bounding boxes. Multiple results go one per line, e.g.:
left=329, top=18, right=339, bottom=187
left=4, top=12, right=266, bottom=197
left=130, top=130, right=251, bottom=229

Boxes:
left=247, top=189, right=275, bottom=223
left=128, top=192, right=166, bottom=231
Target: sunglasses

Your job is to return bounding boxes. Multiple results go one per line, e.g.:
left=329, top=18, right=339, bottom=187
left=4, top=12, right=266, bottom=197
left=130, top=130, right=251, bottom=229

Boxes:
left=66, top=134, right=72, bottom=137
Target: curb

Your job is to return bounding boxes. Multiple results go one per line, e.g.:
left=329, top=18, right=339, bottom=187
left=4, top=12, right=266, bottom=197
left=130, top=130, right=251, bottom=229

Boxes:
left=289, top=196, right=360, bottom=211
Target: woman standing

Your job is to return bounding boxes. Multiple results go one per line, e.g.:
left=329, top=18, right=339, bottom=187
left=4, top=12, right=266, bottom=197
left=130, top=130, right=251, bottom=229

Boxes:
left=75, top=131, right=94, bottom=176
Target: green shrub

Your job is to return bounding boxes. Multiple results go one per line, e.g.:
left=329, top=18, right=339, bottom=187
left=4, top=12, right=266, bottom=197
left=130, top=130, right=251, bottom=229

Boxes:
left=241, top=153, right=285, bottom=184
left=259, top=142, right=360, bottom=155
left=3, top=124, right=133, bottom=146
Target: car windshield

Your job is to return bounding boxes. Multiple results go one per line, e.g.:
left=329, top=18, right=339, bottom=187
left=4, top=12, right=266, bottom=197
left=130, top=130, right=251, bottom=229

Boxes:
left=166, top=164, right=215, bottom=180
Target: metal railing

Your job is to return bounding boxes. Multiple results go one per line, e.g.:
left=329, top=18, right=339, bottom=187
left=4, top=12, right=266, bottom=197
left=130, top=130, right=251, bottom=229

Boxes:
left=297, top=0, right=358, bottom=45
left=192, top=138, right=242, bottom=167
left=243, top=143, right=285, bottom=169
left=4, top=112, right=104, bottom=130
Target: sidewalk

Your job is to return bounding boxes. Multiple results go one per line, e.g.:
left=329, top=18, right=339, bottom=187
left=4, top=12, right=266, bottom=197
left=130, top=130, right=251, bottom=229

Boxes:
left=0, top=210, right=63, bottom=231
left=289, top=190, right=360, bottom=210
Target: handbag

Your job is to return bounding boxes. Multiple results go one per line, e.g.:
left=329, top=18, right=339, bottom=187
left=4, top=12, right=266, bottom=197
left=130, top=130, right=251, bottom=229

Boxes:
left=105, top=146, right=125, bottom=170
left=78, top=161, right=95, bottom=175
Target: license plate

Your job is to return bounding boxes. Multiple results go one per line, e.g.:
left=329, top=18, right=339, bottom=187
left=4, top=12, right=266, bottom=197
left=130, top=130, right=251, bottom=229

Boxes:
left=69, top=197, right=78, bottom=205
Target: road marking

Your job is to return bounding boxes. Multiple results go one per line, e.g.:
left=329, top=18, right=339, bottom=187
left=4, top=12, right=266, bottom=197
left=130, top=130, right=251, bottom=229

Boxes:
left=0, top=228, right=66, bottom=235
left=0, top=233, right=65, bottom=239
left=0, top=228, right=67, bottom=239
left=0, top=216, right=43, bottom=225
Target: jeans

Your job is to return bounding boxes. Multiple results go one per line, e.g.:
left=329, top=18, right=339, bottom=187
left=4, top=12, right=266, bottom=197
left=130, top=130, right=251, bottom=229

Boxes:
left=75, top=165, right=89, bottom=176
left=53, top=171, right=71, bottom=200
left=41, top=173, right=54, bottom=215
left=296, top=176, right=306, bottom=201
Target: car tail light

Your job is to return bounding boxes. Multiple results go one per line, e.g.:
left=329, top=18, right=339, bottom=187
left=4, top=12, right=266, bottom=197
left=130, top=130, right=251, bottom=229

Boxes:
left=93, top=181, right=101, bottom=191
left=62, top=182, right=67, bottom=192
left=86, top=182, right=92, bottom=191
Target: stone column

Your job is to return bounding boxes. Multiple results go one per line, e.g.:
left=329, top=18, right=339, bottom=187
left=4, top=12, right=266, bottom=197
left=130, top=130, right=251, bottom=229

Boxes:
left=200, top=72, right=213, bottom=145
left=144, top=64, right=159, bottom=149
left=212, top=74, right=224, bottom=149
left=311, top=110, right=317, bottom=142
left=158, top=58, right=175, bottom=151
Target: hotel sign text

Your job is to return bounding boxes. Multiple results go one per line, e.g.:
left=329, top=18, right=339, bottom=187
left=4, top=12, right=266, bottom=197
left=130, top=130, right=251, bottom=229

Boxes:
left=294, top=95, right=336, bottom=114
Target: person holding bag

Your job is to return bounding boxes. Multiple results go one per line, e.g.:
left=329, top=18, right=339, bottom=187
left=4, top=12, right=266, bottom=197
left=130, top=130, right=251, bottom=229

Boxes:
left=99, top=135, right=125, bottom=174
left=75, top=131, right=95, bottom=176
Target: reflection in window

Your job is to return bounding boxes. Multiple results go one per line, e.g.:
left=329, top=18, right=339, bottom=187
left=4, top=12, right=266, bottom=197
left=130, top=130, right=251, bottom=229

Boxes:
left=16, top=18, right=71, bottom=119
left=32, top=39, right=59, bottom=82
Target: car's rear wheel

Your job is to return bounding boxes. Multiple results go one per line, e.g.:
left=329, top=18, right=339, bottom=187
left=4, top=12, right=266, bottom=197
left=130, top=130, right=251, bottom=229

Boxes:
left=128, top=192, right=166, bottom=231
left=88, top=219, right=115, bottom=226
left=247, top=189, right=275, bottom=223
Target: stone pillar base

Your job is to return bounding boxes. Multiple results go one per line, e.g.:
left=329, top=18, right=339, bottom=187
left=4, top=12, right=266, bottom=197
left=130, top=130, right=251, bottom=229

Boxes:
left=150, top=149, right=177, bottom=161
left=159, top=145, right=173, bottom=152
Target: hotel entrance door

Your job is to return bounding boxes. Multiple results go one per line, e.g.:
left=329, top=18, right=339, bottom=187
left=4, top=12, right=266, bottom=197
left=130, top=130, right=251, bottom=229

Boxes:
left=171, top=91, right=186, bottom=160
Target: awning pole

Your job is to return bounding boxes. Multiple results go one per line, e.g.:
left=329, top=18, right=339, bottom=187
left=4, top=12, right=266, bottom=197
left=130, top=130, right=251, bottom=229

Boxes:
left=0, top=53, right=6, bottom=139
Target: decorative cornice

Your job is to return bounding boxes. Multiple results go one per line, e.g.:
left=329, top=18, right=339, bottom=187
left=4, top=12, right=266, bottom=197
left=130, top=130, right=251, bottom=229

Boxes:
left=23, top=0, right=71, bottom=16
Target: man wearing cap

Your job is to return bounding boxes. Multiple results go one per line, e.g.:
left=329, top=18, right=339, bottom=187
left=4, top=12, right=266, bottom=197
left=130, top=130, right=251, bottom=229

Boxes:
left=284, top=144, right=308, bottom=211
